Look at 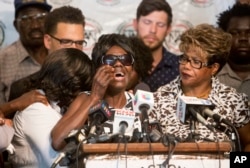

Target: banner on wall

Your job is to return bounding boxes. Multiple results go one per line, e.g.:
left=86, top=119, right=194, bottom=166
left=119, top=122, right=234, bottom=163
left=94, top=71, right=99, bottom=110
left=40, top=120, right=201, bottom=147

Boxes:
left=0, top=0, right=235, bottom=55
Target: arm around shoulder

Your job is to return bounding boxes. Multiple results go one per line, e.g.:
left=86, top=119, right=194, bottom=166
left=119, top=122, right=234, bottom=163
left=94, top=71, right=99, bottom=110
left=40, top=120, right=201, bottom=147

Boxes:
left=0, top=90, right=48, bottom=118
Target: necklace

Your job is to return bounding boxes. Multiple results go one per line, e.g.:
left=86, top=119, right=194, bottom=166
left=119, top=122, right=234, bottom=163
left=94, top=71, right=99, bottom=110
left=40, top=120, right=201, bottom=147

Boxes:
left=183, top=86, right=212, bottom=99
left=196, top=87, right=211, bottom=99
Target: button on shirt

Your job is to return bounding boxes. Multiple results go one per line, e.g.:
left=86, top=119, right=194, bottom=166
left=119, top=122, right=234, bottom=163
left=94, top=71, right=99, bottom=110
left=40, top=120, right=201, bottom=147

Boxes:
left=143, top=47, right=179, bottom=92
left=0, top=40, right=41, bottom=104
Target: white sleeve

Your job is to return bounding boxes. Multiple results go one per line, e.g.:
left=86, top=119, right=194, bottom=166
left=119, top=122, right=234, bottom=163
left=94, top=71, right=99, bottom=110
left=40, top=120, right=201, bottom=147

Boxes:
left=0, top=125, right=14, bottom=152
left=20, top=102, right=62, bottom=167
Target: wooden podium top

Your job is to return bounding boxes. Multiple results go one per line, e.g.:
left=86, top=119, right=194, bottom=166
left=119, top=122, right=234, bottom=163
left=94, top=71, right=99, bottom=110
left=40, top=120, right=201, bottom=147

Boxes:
left=82, top=142, right=232, bottom=154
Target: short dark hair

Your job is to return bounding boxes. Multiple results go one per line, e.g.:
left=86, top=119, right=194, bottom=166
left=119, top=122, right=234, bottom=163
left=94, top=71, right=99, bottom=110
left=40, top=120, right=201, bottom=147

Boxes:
left=44, top=6, right=85, bottom=35
left=217, top=3, right=250, bottom=31
left=36, top=48, right=94, bottom=108
left=91, top=33, right=135, bottom=68
left=136, top=0, right=173, bottom=26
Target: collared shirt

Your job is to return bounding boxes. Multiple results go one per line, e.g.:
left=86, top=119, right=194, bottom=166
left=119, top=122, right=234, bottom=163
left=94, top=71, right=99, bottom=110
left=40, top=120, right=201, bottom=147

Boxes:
left=217, top=63, right=250, bottom=99
left=0, top=40, right=41, bottom=104
left=143, top=47, right=179, bottom=92
left=149, top=76, right=249, bottom=142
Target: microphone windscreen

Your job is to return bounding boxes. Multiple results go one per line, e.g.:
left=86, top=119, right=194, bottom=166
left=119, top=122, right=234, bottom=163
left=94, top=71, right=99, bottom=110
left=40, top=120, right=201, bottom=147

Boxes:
left=113, top=109, right=135, bottom=137
left=133, top=82, right=151, bottom=93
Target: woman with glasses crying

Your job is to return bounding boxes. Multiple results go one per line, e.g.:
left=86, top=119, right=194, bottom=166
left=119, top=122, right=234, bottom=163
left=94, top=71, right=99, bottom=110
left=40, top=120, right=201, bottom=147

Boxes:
left=51, top=34, right=141, bottom=152
left=148, top=24, right=250, bottom=151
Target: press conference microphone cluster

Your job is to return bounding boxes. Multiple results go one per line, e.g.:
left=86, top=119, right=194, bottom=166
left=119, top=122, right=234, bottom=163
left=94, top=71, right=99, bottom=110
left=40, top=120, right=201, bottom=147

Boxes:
left=177, top=96, right=233, bottom=127
left=51, top=129, right=86, bottom=168
left=188, top=106, right=215, bottom=132
left=87, top=133, right=119, bottom=143
left=176, top=96, right=241, bottom=151
left=197, top=106, right=232, bottom=126
left=195, top=105, right=241, bottom=151
left=50, top=141, right=76, bottom=168
left=176, top=96, right=215, bottom=131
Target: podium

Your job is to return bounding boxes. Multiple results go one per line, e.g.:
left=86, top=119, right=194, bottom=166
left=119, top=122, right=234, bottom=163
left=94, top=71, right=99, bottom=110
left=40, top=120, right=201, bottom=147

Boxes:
left=82, top=142, right=232, bottom=168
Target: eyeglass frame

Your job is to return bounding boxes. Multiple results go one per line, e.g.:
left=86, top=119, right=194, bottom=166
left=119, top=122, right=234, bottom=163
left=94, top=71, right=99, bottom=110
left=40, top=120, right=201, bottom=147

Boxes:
left=16, top=12, right=47, bottom=24
left=48, top=34, right=87, bottom=47
left=101, top=54, right=134, bottom=66
left=178, top=54, right=211, bottom=69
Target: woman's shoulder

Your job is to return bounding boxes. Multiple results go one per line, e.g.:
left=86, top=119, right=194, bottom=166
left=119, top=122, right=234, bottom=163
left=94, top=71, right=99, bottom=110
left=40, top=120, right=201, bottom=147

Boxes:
left=154, top=77, right=181, bottom=98
left=211, top=78, right=248, bottom=110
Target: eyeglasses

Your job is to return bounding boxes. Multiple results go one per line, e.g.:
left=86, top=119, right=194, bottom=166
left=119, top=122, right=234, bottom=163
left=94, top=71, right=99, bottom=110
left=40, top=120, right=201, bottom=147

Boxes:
left=101, top=54, right=134, bottom=66
left=16, top=12, right=47, bottom=25
left=48, top=34, right=87, bottom=47
left=178, top=54, right=209, bottom=69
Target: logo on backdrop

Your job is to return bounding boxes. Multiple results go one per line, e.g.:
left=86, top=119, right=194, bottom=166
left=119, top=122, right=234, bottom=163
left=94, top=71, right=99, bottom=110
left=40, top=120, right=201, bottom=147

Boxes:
left=47, top=0, right=72, bottom=6
left=190, top=0, right=213, bottom=8
left=84, top=18, right=103, bottom=57
left=116, top=19, right=136, bottom=37
left=0, top=21, right=5, bottom=47
left=97, top=0, right=120, bottom=6
left=165, top=19, right=193, bottom=55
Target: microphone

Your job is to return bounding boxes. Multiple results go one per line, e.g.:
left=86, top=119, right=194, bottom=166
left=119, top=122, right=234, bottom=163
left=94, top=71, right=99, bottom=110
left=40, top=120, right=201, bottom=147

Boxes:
left=177, top=96, right=214, bottom=123
left=148, top=121, right=162, bottom=142
left=51, top=129, right=86, bottom=168
left=133, top=82, right=151, bottom=94
left=113, top=109, right=135, bottom=138
left=133, top=84, right=154, bottom=142
left=176, top=96, right=214, bottom=131
left=133, top=88, right=154, bottom=114
left=197, top=106, right=232, bottom=126
left=197, top=106, right=241, bottom=151
left=119, top=121, right=128, bottom=136
left=188, top=106, right=214, bottom=131
left=50, top=141, right=75, bottom=168
left=87, top=133, right=119, bottom=143
left=88, top=100, right=112, bottom=139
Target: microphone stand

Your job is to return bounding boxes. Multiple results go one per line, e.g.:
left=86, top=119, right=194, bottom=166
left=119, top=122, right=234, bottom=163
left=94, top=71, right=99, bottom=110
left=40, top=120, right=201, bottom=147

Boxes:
left=189, top=112, right=241, bottom=151
left=140, top=105, right=151, bottom=143
left=186, top=116, right=201, bottom=142
left=189, top=117, right=196, bottom=141
left=142, top=120, right=150, bottom=143
left=214, top=122, right=241, bottom=151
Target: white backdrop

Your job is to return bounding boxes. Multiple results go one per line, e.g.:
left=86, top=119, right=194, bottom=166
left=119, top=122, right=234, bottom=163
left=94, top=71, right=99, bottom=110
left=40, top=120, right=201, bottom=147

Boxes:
left=0, top=0, right=236, bottom=56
